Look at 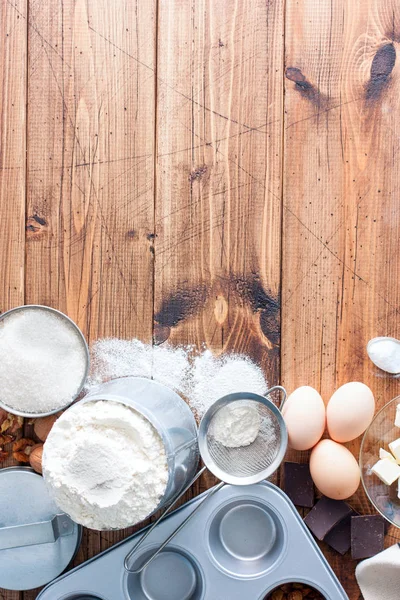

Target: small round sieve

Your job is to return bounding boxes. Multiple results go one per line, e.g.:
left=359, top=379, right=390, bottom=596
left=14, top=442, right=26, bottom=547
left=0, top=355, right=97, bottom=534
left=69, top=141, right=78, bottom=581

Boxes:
left=125, top=385, right=287, bottom=574
left=198, top=390, right=287, bottom=486
left=0, top=305, right=90, bottom=418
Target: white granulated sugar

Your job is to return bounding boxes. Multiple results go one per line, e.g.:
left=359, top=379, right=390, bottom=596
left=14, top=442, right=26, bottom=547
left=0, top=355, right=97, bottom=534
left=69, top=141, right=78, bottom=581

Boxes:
left=43, top=400, right=168, bottom=530
left=0, top=308, right=87, bottom=414
left=87, top=339, right=268, bottom=419
left=367, top=338, right=400, bottom=375
left=189, top=351, right=267, bottom=417
left=210, top=401, right=261, bottom=448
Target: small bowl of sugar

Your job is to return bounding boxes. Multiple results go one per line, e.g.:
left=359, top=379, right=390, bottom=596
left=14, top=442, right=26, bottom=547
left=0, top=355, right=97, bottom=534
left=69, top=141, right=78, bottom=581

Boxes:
left=0, top=305, right=89, bottom=417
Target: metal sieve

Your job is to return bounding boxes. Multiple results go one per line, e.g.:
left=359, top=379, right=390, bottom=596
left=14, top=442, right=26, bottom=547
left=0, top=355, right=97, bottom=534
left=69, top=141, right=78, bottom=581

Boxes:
left=124, top=385, right=287, bottom=574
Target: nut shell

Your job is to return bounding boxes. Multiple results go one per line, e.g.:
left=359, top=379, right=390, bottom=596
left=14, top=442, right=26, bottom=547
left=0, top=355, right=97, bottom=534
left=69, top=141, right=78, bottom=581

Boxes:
left=34, top=414, right=59, bottom=442
left=29, top=444, right=43, bottom=474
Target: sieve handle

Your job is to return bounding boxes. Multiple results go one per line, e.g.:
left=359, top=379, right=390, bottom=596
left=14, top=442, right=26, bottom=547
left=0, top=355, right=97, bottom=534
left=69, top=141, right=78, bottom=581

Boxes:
left=264, top=385, right=287, bottom=410
left=125, top=479, right=225, bottom=574
left=124, top=465, right=207, bottom=572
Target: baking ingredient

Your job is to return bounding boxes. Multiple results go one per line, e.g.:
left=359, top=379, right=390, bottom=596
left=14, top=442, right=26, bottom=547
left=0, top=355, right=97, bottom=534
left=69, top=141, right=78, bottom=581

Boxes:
left=210, top=401, right=261, bottom=447
left=0, top=410, right=23, bottom=435
left=281, top=386, right=325, bottom=451
left=388, top=437, right=400, bottom=461
left=283, top=462, right=314, bottom=508
left=29, top=444, right=43, bottom=473
left=304, top=496, right=353, bottom=540
left=34, top=414, right=60, bottom=442
left=395, top=404, right=400, bottom=428
left=371, top=458, right=400, bottom=485
left=43, top=400, right=168, bottom=530
left=264, top=583, right=324, bottom=600
left=367, top=337, right=400, bottom=374
left=189, top=351, right=267, bottom=417
left=88, top=339, right=268, bottom=418
left=0, top=308, right=87, bottom=414
left=12, top=438, right=36, bottom=463
left=310, top=439, right=360, bottom=499
left=351, top=515, right=385, bottom=560
left=324, top=510, right=358, bottom=555
left=380, top=448, right=397, bottom=462
left=327, top=382, right=375, bottom=443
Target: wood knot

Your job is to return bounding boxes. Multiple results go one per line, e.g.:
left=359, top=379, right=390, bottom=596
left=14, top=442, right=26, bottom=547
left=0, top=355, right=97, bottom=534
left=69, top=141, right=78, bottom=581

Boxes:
left=366, top=43, right=396, bottom=101
left=214, top=294, right=228, bottom=325
left=189, top=165, right=208, bottom=182
left=26, top=214, right=47, bottom=237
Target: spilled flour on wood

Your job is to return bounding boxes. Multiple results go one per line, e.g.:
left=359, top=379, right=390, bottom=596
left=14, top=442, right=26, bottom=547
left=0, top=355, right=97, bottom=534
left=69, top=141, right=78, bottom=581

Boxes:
left=87, top=339, right=267, bottom=418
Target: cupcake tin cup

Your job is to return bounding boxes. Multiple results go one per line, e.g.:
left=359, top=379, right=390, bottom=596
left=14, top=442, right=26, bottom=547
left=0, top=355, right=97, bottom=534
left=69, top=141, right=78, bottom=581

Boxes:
left=36, top=482, right=348, bottom=600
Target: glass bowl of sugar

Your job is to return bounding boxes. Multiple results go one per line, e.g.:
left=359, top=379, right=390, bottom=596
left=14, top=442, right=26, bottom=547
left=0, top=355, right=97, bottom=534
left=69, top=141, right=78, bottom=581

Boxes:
left=0, top=305, right=89, bottom=417
left=360, top=396, right=400, bottom=527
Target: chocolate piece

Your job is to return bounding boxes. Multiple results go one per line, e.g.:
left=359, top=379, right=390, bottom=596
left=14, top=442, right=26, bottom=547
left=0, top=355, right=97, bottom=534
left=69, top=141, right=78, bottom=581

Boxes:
left=284, top=462, right=315, bottom=508
left=304, top=496, right=353, bottom=540
left=324, top=509, right=358, bottom=555
left=351, top=515, right=385, bottom=560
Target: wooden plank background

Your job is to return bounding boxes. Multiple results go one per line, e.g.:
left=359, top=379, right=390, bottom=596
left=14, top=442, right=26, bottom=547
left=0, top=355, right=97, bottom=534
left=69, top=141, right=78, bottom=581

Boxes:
left=1, top=0, right=400, bottom=598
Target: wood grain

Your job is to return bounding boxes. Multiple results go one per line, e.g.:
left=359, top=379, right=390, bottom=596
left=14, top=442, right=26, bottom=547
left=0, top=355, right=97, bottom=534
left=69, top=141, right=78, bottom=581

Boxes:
left=155, top=0, right=284, bottom=496
left=0, top=4, right=26, bottom=599
left=23, top=0, right=156, bottom=597
left=283, top=0, right=400, bottom=597
left=1, top=0, right=400, bottom=598
left=0, top=0, right=26, bottom=315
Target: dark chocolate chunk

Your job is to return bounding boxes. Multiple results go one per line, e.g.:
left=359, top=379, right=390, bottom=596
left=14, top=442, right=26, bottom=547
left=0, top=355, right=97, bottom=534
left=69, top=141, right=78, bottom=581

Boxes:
left=324, top=509, right=358, bottom=555
left=304, top=496, right=353, bottom=541
left=284, top=462, right=315, bottom=508
left=351, top=515, right=385, bottom=560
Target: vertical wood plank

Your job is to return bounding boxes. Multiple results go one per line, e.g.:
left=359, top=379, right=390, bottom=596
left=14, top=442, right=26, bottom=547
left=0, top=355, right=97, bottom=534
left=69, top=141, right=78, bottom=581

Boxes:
left=25, top=0, right=156, bottom=596
left=155, top=0, right=284, bottom=494
left=283, top=0, right=400, bottom=596
left=0, top=0, right=26, bottom=314
left=0, top=2, right=26, bottom=599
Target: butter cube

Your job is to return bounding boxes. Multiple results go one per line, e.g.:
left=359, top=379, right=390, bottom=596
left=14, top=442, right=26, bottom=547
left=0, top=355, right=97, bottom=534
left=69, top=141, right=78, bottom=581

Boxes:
left=380, top=448, right=397, bottom=462
left=371, top=458, right=400, bottom=485
left=395, top=405, right=400, bottom=428
left=389, top=438, right=400, bottom=461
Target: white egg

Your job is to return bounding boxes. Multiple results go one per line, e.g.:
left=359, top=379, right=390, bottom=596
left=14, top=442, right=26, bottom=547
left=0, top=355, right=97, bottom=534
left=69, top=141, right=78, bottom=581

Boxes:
left=282, top=386, right=326, bottom=451
left=310, top=439, right=360, bottom=500
left=327, top=382, right=375, bottom=443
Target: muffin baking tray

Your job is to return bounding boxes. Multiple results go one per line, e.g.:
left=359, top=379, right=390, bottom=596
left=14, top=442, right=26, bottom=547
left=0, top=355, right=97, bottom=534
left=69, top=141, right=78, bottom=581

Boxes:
left=36, top=482, right=348, bottom=600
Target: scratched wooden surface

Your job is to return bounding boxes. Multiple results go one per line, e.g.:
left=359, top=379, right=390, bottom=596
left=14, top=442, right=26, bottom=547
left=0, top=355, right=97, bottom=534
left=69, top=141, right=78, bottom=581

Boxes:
left=1, top=0, right=400, bottom=598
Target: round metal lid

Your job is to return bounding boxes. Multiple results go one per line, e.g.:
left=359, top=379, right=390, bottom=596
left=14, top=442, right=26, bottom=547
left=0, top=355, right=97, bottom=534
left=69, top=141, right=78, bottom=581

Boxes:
left=0, top=467, right=81, bottom=591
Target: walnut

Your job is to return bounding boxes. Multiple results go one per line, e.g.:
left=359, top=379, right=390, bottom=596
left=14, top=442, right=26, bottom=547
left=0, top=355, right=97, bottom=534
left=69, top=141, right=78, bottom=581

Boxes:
left=0, top=434, right=14, bottom=445
left=1, top=412, right=24, bottom=435
left=288, top=592, right=303, bottom=600
left=0, top=448, right=9, bottom=462
left=12, top=438, right=36, bottom=463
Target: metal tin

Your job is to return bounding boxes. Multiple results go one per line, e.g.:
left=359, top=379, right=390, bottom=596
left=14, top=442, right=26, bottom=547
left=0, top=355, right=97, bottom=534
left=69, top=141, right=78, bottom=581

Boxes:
left=0, top=305, right=90, bottom=418
left=36, top=481, right=348, bottom=600
left=78, top=377, right=199, bottom=529
left=0, top=467, right=81, bottom=591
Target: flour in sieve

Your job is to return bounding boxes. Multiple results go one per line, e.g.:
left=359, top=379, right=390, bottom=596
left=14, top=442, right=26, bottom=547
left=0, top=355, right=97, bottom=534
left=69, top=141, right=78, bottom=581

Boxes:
left=43, top=400, right=168, bottom=530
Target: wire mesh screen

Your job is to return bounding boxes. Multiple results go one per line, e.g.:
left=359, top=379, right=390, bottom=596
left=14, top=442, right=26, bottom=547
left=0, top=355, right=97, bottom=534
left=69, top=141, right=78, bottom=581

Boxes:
left=205, top=399, right=282, bottom=480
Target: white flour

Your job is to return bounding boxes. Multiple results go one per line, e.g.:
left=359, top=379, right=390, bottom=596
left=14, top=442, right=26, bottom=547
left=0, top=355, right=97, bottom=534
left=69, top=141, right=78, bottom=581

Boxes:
left=0, top=308, right=87, bottom=414
left=87, top=340, right=268, bottom=418
left=210, top=401, right=261, bottom=448
left=43, top=400, right=168, bottom=530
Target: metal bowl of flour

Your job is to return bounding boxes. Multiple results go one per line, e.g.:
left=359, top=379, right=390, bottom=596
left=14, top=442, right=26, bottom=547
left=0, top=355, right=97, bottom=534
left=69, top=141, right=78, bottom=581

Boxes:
left=0, top=305, right=90, bottom=418
left=78, top=376, right=200, bottom=529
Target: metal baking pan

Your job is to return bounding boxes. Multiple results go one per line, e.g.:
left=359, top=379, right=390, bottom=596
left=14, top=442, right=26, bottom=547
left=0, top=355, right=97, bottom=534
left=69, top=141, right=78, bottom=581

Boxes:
left=36, top=481, right=349, bottom=600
